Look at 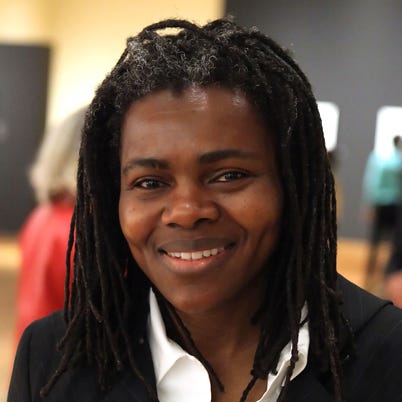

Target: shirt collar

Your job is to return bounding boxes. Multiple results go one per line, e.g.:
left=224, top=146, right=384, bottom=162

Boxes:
left=147, top=289, right=309, bottom=400
left=148, top=289, right=189, bottom=383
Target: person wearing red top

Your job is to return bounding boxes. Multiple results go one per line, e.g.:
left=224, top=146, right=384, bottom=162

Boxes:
left=15, top=200, right=73, bottom=341
left=14, top=107, right=85, bottom=343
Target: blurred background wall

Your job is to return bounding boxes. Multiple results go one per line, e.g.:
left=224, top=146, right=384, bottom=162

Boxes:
left=225, top=0, right=402, bottom=239
left=0, top=0, right=225, bottom=233
left=0, top=0, right=224, bottom=125
left=0, top=44, right=49, bottom=231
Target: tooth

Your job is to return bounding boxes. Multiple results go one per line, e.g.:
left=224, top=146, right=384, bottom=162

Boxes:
left=166, top=247, right=227, bottom=260
left=181, top=252, right=192, bottom=260
left=192, top=251, right=203, bottom=260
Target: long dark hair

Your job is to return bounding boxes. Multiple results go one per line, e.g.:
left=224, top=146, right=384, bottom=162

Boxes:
left=41, top=18, right=348, bottom=402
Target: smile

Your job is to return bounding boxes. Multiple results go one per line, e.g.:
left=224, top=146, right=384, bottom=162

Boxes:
left=166, top=247, right=225, bottom=261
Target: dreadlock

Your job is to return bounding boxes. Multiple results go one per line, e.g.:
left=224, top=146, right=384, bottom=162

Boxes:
left=41, top=17, right=351, bottom=402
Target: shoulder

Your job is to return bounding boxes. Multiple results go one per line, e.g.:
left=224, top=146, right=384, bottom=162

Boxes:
left=28, top=308, right=66, bottom=332
left=9, top=312, right=155, bottom=402
left=20, top=203, right=72, bottom=240
left=19, top=206, right=50, bottom=240
left=8, top=311, right=66, bottom=401
left=14, top=310, right=66, bottom=365
left=337, top=276, right=402, bottom=401
left=25, top=202, right=73, bottom=225
left=9, top=311, right=106, bottom=401
left=338, top=274, right=402, bottom=336
left=18, top=309, right=65, bottom=355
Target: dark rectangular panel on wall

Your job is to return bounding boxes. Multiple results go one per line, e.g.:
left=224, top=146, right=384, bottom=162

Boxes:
left=0, top=44, right=50, bottom=233
left=225, top=0, right=402, bottom=239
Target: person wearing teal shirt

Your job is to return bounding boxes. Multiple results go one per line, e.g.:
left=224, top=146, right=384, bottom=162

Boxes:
left=363, top=136, right=402, bottom=206
left=362, top=135, right=402, bottom=281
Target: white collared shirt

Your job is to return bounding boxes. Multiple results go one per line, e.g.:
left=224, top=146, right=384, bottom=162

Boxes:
left=148, top=290, right=309, bottom=402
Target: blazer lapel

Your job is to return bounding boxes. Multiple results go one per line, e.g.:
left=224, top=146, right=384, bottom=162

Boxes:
left=286, top=275, right=391, bottom=402
left=105, top=337, right=157, bottom=402
left=105, top=372, right=155, bottom=402
left=286, top=366, right=334, bottom=402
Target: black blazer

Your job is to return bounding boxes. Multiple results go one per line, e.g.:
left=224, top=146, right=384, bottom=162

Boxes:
left=8, top=276, right=402, bottom=401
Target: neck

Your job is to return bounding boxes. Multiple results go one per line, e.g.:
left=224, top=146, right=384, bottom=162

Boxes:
left=165, top=297, right=266, bottom=402
left=157, top=281, right=269, bottom=401
left=163, top=279, right=266, bottom=365
left=178, top=303, right=260, bottom=358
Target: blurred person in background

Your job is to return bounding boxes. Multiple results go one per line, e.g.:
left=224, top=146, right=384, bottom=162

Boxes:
left=14, top=106, right=86, bottom=343
left=383, top=191, right=402, bottom=308
left=362, top=135, right=402, bottom=283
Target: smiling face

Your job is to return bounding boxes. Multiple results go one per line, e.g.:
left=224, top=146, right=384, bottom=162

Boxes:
left=119, top=86, right=282, bottom=316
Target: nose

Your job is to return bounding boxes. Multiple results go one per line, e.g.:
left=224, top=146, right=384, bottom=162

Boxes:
left=161, top=184, right=220, bottom=229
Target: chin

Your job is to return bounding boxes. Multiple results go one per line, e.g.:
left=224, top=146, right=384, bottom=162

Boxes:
left=164, top=288, right=222, bottom=316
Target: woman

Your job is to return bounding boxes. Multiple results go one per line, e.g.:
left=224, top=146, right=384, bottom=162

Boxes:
left=8, top=18, right=402, bottom=402
left=14, top=107, right=85, bottom=342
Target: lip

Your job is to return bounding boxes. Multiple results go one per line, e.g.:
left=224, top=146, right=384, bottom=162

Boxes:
left=158, top=239, right=236, bottom=276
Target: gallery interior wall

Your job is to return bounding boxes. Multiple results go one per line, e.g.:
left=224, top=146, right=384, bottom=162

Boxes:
left=0, top=0, right=224, bottom=126
left=225, top=0, right=402, bottom=239
left=0, top=0, right=224, bottom=233
left=0, top=44, right=49, bottom=232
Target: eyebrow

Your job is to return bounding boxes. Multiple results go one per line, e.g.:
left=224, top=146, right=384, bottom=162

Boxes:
left=198, top=149, right=257, bottom=164
left=122, top=158, right=169, bottom=176
left=122, top=149, right=257, bottom=176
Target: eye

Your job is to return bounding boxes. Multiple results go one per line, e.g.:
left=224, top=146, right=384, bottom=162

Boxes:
left=213, top=170, right=249, bottom=182
left=132, top=177, right=168, bottom=190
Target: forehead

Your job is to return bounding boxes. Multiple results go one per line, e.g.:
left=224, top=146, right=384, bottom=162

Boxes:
left=120, top=85, right=277, bottom=162
left=124, top=85, right=256, bottom=122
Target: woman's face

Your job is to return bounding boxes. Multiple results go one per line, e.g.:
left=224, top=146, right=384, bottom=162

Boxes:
left=119, top=86, right=282, bottom=315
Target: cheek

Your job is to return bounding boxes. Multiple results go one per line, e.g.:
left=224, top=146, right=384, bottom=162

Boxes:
left=236, top=186, right=282, bottom=235
left=118, top=197, right=150, bottom=258
left=263, top=190, right=282, bottom=226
